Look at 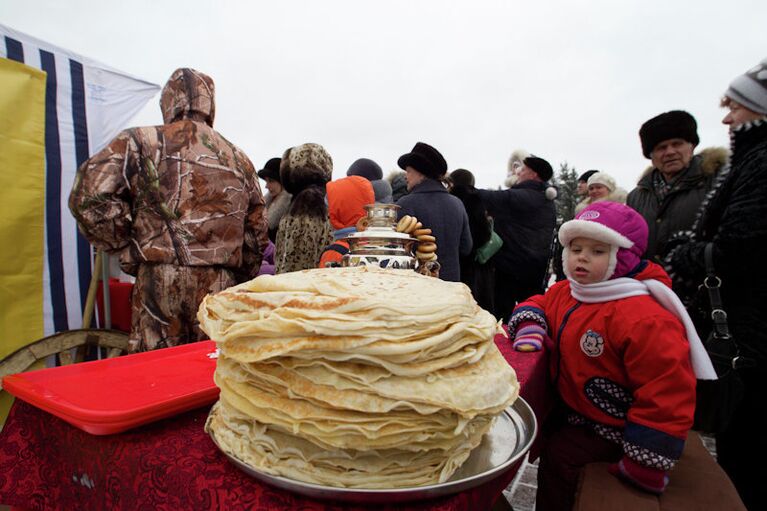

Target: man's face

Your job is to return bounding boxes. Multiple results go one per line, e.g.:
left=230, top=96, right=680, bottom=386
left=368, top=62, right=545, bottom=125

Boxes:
left=515, top=164, right=537, bottom=184
left=405, top=166, right=425, bottom=191
left=577, top=181, right=588, bottom=196
left=650, top=138, right=695, bottom=178
left=722, top=100, right=763, bottom=132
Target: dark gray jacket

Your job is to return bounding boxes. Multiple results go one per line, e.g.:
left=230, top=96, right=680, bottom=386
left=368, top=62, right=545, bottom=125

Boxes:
left=477, top=180, right=556, bottom=285
left=627, top=148, right=727, bottom=262
left=396, top=179, right=472, bottom=282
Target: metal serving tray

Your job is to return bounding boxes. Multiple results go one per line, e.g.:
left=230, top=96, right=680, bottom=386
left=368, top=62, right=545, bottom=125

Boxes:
left=212, top=397, right=537, bottom=504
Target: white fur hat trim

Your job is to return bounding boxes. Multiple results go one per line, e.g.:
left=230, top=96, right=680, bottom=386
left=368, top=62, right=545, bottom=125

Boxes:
left=558, top=218, right=633, bottom=249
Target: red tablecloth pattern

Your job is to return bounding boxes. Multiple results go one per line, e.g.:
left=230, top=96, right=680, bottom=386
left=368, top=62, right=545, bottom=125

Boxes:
left=0, top=336, right=548, bottom=511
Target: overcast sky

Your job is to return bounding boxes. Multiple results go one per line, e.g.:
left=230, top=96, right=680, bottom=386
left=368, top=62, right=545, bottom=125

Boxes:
left=4, top=0, right=766, bottom=189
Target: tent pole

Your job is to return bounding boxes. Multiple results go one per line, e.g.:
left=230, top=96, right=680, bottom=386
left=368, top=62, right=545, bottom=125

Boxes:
left=81, top=247, right=103, bottom=329
left=101, top=252, right=112, bottom=329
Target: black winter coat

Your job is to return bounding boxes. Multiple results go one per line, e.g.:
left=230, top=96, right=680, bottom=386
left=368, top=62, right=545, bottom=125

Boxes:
left=666, top=120, right=767, bottom=364
left=396, top=179, right=472, bottom=282
left=477, top=180, right=556, bottom=285
left=627, top=148, right=727, bottom=262
left=450, top=184, right=494, bottom=311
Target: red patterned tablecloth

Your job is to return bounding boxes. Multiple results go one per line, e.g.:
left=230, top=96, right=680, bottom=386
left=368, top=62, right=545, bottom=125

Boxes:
left=0, top=336, right=550, bottom=511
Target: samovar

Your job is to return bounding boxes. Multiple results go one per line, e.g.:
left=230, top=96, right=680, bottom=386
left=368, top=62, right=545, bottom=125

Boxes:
left=341, top=204, right=417, bottom=269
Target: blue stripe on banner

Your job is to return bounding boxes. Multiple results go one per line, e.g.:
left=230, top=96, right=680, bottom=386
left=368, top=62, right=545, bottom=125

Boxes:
left=40, top=49, right=69, bottom=332
left=4, top=36, right=24, bottom=62
left=70, top=58, right=92, bottom=310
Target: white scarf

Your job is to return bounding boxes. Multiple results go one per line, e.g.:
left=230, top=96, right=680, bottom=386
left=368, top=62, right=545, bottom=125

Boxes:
left=570, top=278, right=717, bottom=380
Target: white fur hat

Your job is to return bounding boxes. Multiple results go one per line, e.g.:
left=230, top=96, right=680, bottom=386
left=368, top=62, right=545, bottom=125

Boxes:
left=507, top=149, right=531, bottom=174
left=587, top=172, right=617, bottom=192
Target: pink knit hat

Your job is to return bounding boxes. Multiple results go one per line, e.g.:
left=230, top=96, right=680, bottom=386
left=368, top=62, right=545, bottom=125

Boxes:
left=558, top=201, right=648, bottom=280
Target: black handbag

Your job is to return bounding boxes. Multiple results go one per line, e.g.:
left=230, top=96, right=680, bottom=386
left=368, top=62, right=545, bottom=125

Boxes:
left=692, top=243, right=748, bottom=434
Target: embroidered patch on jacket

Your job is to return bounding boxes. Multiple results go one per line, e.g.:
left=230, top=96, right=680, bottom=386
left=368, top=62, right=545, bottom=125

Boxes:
left=580, top=330, right=604, bottom=357
left=584, top=377, right=633, bottom=419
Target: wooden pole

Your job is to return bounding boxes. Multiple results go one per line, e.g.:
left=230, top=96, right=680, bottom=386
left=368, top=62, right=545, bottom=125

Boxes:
left=81, top=248, right=103, bottom=329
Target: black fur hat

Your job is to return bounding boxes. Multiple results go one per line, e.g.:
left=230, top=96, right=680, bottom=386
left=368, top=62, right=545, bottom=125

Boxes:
left=639, top=110, right=699, bottom=158
left=257, top=157, right=282, bottom=182
left=397, top=142, right=448, bottom=179
left=523, top=156, right=553, bottom=182
left=578, top=170, right=599, bottom=183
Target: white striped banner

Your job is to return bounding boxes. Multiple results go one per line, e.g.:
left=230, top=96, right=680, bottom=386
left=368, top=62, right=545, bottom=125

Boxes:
left=0, top=23, right=159, bottom=336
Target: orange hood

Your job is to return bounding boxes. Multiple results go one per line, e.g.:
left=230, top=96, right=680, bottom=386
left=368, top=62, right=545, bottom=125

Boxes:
left=326, top=176, right=374, bottom=229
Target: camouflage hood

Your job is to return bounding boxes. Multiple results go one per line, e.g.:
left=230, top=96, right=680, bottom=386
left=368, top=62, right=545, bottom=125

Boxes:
left=160, top=68, right=215, bottom=126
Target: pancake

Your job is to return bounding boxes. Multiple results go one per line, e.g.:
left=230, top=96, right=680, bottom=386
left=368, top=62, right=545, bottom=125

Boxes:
left=201, top=266, right=518, bottom=488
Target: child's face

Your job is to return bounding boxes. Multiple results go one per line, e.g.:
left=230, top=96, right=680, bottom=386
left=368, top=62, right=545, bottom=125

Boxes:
left=567, top=237, right=611, bottom=284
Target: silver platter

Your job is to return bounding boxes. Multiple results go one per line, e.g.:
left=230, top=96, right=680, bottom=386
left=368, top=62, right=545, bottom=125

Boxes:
left=213, top=397, right=537, bottom=504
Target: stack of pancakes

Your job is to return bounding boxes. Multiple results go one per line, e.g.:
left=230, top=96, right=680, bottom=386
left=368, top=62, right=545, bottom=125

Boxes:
left=199, top=266, right=518, bottom=489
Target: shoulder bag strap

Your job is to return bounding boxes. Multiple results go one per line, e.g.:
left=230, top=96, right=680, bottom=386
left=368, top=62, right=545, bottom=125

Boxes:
left=704, top=243, right=729, bottom=339
left=704, top=243, right=754, bottom=369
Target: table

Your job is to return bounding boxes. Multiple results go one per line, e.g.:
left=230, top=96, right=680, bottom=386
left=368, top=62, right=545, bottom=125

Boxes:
left=0, top=336, right=550, bottom=511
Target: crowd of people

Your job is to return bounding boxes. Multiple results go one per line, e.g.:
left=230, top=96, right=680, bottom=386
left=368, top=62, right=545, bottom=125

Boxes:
left=68, top=56, right=767, bottom=510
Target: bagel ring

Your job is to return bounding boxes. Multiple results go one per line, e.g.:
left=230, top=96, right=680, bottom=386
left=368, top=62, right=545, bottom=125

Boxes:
left=417, top=242, right=437, bottom=254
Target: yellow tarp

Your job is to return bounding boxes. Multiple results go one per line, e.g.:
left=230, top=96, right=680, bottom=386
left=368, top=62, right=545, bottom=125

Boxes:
left=0, top=57, right=47, bottom=423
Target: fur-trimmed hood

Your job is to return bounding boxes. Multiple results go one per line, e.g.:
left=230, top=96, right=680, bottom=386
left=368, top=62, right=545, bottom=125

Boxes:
left=637, top=146, right=729, bottom=182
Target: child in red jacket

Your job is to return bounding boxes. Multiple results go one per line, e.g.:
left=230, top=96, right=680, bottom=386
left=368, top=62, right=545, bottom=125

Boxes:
left=508, top=202, right=715, bottom=511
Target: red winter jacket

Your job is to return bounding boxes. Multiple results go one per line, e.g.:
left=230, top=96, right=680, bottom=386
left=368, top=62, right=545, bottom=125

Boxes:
left=509, top=261, right=695, bottom=470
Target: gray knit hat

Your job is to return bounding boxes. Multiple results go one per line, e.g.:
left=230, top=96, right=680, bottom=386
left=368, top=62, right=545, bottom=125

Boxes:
left=726, top=57, right=767, bottom=115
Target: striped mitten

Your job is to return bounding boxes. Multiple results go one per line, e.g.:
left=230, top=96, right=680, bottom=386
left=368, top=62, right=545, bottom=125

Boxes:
left=512, top=322, right=546, bottom=352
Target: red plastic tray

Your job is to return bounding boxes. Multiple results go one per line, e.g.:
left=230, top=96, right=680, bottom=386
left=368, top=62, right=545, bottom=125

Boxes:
left=2, top=340, right=219, bottom=435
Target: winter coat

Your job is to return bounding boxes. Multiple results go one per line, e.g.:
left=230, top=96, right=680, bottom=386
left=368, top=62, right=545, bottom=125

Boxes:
left=265, top=191, right=292, bottom=242
left=319, top=176, right=375, bottom=268
left=258, top=241, right=276, bottom=276
left=666, top=120, right=767, bottom=365
left=274, top=214, right=333, bottom=273
left=274, top=144, right=334, bottom=274
left=396, top=179, right=472, bottom=282
left=450, top=184, right=494, bottom=311
left=627, top=148, right=727, bottom=262
left=509, top=261, right=696, bottom=471
left=69, top=68, right=268, bottom=283
left=477, top=180, right=557, bottom=285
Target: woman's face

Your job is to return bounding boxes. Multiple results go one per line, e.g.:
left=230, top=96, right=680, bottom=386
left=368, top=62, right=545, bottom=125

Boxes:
left=588, top=183, right=610, bottom=200
left=722, top=99, right=763, bottom=131
left=265, top=178, right=283, bottom=196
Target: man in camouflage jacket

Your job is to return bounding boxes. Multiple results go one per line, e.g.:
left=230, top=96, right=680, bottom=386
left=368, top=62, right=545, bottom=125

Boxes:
left=70, top=68, right=268, bottom=352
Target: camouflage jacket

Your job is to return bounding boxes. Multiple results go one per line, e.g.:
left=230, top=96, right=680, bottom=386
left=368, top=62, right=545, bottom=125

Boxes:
left=69, top=68, right=268, bottom=282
